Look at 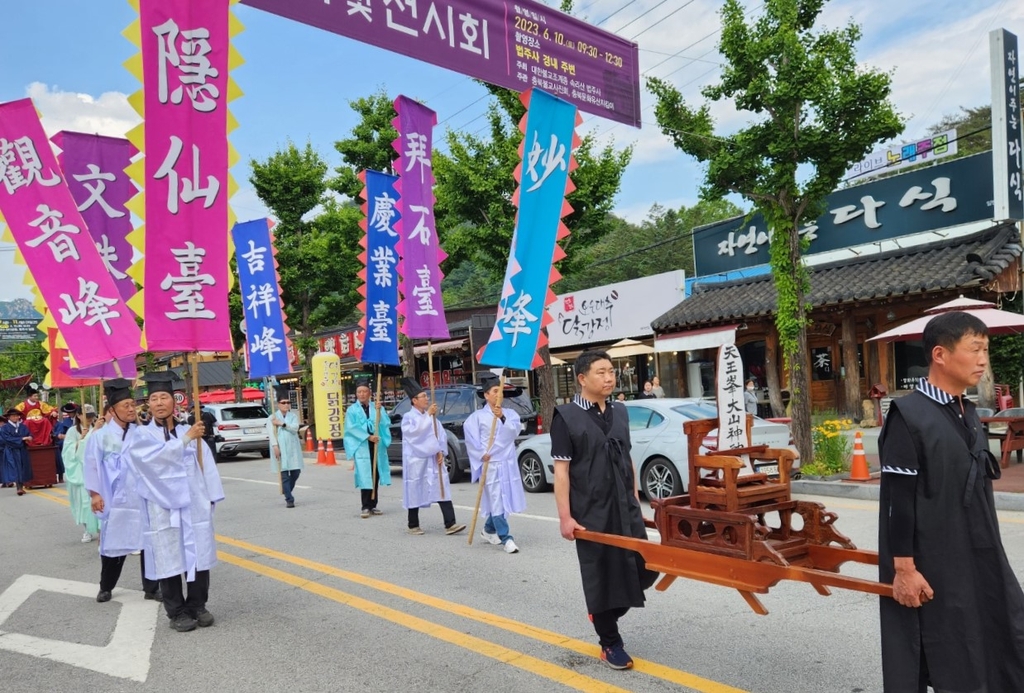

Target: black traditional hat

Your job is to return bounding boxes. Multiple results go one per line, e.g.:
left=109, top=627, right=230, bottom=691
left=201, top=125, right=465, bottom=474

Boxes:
left=476, top=372, right=502, bottom=398
left=401, top=377, right=424, bottom=399
left=5, top=407, right=22, bottom=418
left=103, top=378, right=134, bottom=407
left=61, top=402, right=79, bottom=414
left=353, top=377, right=372, bottom=390
left=274, top=384, right=291, bottom=402
left=26, top=382, right=40, bottom=395
left=142, top=371, right=176, bottom=396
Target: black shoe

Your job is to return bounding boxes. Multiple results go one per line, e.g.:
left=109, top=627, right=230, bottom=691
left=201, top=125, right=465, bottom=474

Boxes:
left=144, top=591, right=163, bottom=602
left=96, top=590, right=112, bottom=603
left=286, top=500, right=295, bottom=508
left=194, top=609, right=215, bottom=627
left=170, top=613, right=197, bottom=632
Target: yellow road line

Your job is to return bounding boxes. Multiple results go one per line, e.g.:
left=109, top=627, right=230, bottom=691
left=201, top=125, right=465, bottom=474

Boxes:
left=25, top=489, right=69, bottom=506
left=217, top=550, right=632, bottom=693
left=217, top=534, right=746, bottom=693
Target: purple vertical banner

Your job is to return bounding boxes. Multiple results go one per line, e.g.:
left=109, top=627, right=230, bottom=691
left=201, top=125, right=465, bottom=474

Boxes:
left=52, top=131, right=137, bottom=304
left=392, top=95, right=449, bottom=340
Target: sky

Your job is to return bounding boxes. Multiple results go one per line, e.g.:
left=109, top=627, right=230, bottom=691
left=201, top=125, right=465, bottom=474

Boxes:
left=1, top=0, right=1022, bottom=303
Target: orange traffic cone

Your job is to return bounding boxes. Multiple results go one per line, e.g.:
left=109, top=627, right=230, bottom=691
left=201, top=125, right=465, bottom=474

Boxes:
left=849, top=431, right=871, bottom=481
left=324, top=439, right=338, bottom=466
left=316, top=439, right=326, bottom=465
left=305, top=428, right=314, bottom=452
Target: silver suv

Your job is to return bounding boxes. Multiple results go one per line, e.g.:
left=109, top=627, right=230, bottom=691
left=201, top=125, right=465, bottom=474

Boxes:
left=202, top=402, right=270, bottom=458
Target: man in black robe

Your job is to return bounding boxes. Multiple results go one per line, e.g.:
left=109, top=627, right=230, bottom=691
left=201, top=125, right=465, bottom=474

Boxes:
left=552, top=349, right=658, bottom=671
left=878, top=311, right=1024, bottom=692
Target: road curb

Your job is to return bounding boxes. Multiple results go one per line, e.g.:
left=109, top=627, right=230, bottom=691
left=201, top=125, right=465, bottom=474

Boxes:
left=793, top=479, right=1024, bottom=512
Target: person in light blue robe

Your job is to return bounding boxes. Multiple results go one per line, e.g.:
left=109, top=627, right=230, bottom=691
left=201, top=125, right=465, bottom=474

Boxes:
left=1, top=409, right=32, bottom=495
left=62, top=407, right=100, bottom=541
left=83, top=379, right=161, bottom=603
left=344, top=379, right=392, bottom=518
left=127, top=371, right=224, bottom=633
left=268, top=385, right=303, bottom=508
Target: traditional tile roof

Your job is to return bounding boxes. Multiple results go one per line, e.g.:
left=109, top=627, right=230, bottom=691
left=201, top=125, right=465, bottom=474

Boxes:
left=652, top=223, right=1022, bottom=332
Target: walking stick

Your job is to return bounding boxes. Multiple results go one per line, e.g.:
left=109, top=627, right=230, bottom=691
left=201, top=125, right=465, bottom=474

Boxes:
left=427, top=340, right=446, bottom=500
left=468, top=375, right=504, bottom=545
left=372, top=368, right=383, bottom=501
left=190, top=353, right=204, bottom=473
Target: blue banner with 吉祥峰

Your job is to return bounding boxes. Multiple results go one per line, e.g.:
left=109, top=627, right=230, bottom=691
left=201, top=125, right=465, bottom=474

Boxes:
left=480, top=89, right=578, bottom=371
left=360, top=170, right=401, bottom=366
left=232, top=218, right=291, bottom=378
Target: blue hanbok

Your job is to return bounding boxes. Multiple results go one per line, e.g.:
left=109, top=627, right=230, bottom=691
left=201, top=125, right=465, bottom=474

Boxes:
left=83, top=422, right=147, bottom=557
left=0, top=420, right=32, bottom=485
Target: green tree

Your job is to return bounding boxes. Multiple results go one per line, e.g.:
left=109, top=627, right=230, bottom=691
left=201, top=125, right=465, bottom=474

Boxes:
left=0, top=341, right=47, bottom=404
left=249, top=141, right=363, bottom=429
left=648, top=0, right=903, bottom=460
left=332, top=89, right=400, bottom=199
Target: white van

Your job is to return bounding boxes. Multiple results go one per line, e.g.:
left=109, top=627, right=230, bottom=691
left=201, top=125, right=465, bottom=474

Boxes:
left=202, top=402, right=270, bottom=458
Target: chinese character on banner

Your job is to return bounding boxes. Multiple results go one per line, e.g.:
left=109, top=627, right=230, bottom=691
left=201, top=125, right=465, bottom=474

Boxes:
left=135, top=0, right=235, bottom=352
left=231, top=218, right=292, bottom=378
left=0, top=99, right=142, bottom=369
left=392, top=96, right=449, bottom=341
left=53, top=132, right=138, bottom=304
left=716, top=344, right=755, bottom=476
left=358, top=170, right=401, bottom=365
left=480, top=89, right=579, bottom=371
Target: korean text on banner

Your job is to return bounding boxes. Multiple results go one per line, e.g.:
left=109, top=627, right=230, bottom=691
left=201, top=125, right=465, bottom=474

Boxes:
left=393, top=96, right=449, bottom=340
left=312, top=351, right=344, bottom=441
left=359, top=170, right=401, bottom=366
left=52, top=132, right=137, bottom=304
left=232, top=218, right=291, bottom=378
left=0, top=98, right=142, bottom=369
left=990, top=29, right=1023, bottom=221
left=480, top=89, right=579, bottom=371
left=128, top=0, right=240, bottom=352
left=240, top=0, right=641, bottom=128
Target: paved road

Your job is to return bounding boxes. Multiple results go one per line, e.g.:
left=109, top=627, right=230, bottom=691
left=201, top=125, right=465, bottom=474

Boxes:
left=2, top=453, right=1023, bottom=692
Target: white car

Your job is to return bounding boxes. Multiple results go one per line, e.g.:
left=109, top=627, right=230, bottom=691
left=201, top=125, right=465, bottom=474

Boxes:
left=516, top=398, right=798, bottom=499
left=202, top=402, right=271, bottom=459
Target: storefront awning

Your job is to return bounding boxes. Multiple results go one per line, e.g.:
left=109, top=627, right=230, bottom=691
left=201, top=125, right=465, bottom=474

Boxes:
left=413, top=338, right=466, bottom=356
left=655, top=325, right=738, bottom=353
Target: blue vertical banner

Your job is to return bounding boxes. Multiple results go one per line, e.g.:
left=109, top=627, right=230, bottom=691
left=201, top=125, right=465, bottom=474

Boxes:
left=358, top=170, right=401, bottom=366
left=232, top=218, right=292, bottom=378
left=480, top=89, right=580, bottom=370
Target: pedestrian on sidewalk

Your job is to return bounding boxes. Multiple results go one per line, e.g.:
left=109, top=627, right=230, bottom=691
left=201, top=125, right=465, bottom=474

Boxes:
left=552, top=349, right=658, bottom=672
left=344, top=379, right=391, bottom=518
left=62, top=405, right=100, bottom=542
left=83, top=379, right=161, bottom=603
left=878, top=311, right=1024, bottom=692
left=269, top=385, right=303, bottom=508
left=400, top=378, right=465, bottom=536
left=128, top=371, right=224, bottom=633
left=1, top=408, right=32, bottom=495
left=464, top=373, right=525, bottom=554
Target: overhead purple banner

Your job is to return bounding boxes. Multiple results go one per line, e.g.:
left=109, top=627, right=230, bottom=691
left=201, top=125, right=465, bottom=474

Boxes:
left=240, top=0, right=641, bottom=127
left=393, top=96, right=449, bottom=341
left=52, top=132, right=137, bottom=304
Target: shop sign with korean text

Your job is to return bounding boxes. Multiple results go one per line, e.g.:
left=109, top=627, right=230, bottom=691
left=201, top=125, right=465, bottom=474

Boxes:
left=240, top=0, right=640, bottom=127
left=693, top=151, right=995, bottom=277
left=990, top=29, right=1023, bottom=221
left=0, top=98, right=142, bottom=368
left=843, top=129, right=958, bottom=183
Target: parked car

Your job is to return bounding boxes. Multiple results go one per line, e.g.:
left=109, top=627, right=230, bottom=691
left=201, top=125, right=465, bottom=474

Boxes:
left=387, top=384, right=539, bottom=483
left=202, top=402, right=271, bottom=459
left=516, top=398, right=798, bottom=498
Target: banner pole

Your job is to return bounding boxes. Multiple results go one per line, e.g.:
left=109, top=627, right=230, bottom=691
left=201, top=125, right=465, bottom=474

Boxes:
left=372, top=366, right=383, bottom=501
left=428, top=340, right=446, bottom=500
left=190, top=353, right=204, bottom=473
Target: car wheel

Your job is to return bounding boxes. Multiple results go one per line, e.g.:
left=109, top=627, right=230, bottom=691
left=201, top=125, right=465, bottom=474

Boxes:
left=518, top=451, right=549, bottom=493
left=445, top=445, right=462, bottom=484
left=260, top=450, right=270, bottom=458
left=641, top=456, right=682, bottom=500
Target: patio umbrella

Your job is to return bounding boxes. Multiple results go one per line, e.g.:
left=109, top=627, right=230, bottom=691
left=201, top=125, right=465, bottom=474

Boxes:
left=869, top=296, right=1024, bottom=342
left=607, top=337, right=655, bottom=358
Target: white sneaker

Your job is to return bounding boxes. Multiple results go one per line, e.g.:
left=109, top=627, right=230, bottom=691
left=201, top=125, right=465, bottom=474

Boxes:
left=480, top=530, right=501, bottom=545
left=81, top=532, right=94, bottom=543
left=504, top=539, right=519, bottom=554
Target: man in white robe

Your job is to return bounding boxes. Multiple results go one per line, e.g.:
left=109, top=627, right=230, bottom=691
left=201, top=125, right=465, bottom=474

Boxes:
left=83, top=378, right=161, bottom=603
left=344, top=379, right=392, bottom=518
left=269, top=385, right=303, bottom=508
left=400, top=378, right=465, bottom=536
left=128, top=372, right=224, bottom=633
left=465, top=374, right=526, bottom=554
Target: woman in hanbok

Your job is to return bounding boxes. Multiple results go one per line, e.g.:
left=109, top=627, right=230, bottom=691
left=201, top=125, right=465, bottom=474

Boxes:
left=62, top=406, right=100, bottom=542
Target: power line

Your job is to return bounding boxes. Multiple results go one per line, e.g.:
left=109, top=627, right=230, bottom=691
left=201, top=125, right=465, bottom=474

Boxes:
left=628, top=0, right=698, bottom=41
left=594, top=0, right=637, bottom=26
left=611, top=0, right=671, bottom=34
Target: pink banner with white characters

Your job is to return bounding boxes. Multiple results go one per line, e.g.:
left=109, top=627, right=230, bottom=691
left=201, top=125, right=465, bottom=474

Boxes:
left=0, top=98, right=142, bottom=368
left=139, top=0, right=232, bottom=351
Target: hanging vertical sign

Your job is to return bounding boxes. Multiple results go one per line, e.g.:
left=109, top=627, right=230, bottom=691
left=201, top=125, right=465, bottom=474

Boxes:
left=358, top=169, right=401, bottom=366
left=0, top=98, right=142, bottom=369
left=990, top=29, right=1023, bottom=221
left=52, top=131, right=138, bottom=303
left=716, top=344, right=754, bottom=475
left=479, top=89, right=579, bottom=370
left=125, top=0, right=243, bottom=351
left=232, top=218, right=291, bottom=378
left=393, top=96, right=449, bottom=340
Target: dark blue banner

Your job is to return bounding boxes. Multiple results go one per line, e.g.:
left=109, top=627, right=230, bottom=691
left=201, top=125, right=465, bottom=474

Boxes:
left=360, top=170, right=401, bottom=366
left=232, top=218, right=291, bottom=378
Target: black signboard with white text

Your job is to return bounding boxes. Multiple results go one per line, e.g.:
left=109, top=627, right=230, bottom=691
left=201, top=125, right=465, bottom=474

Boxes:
left=692, top=151, right=994, bottom=277
left=990, top=29, right=1023, bottom=221
left=0, top=318, right=40, bottom=343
